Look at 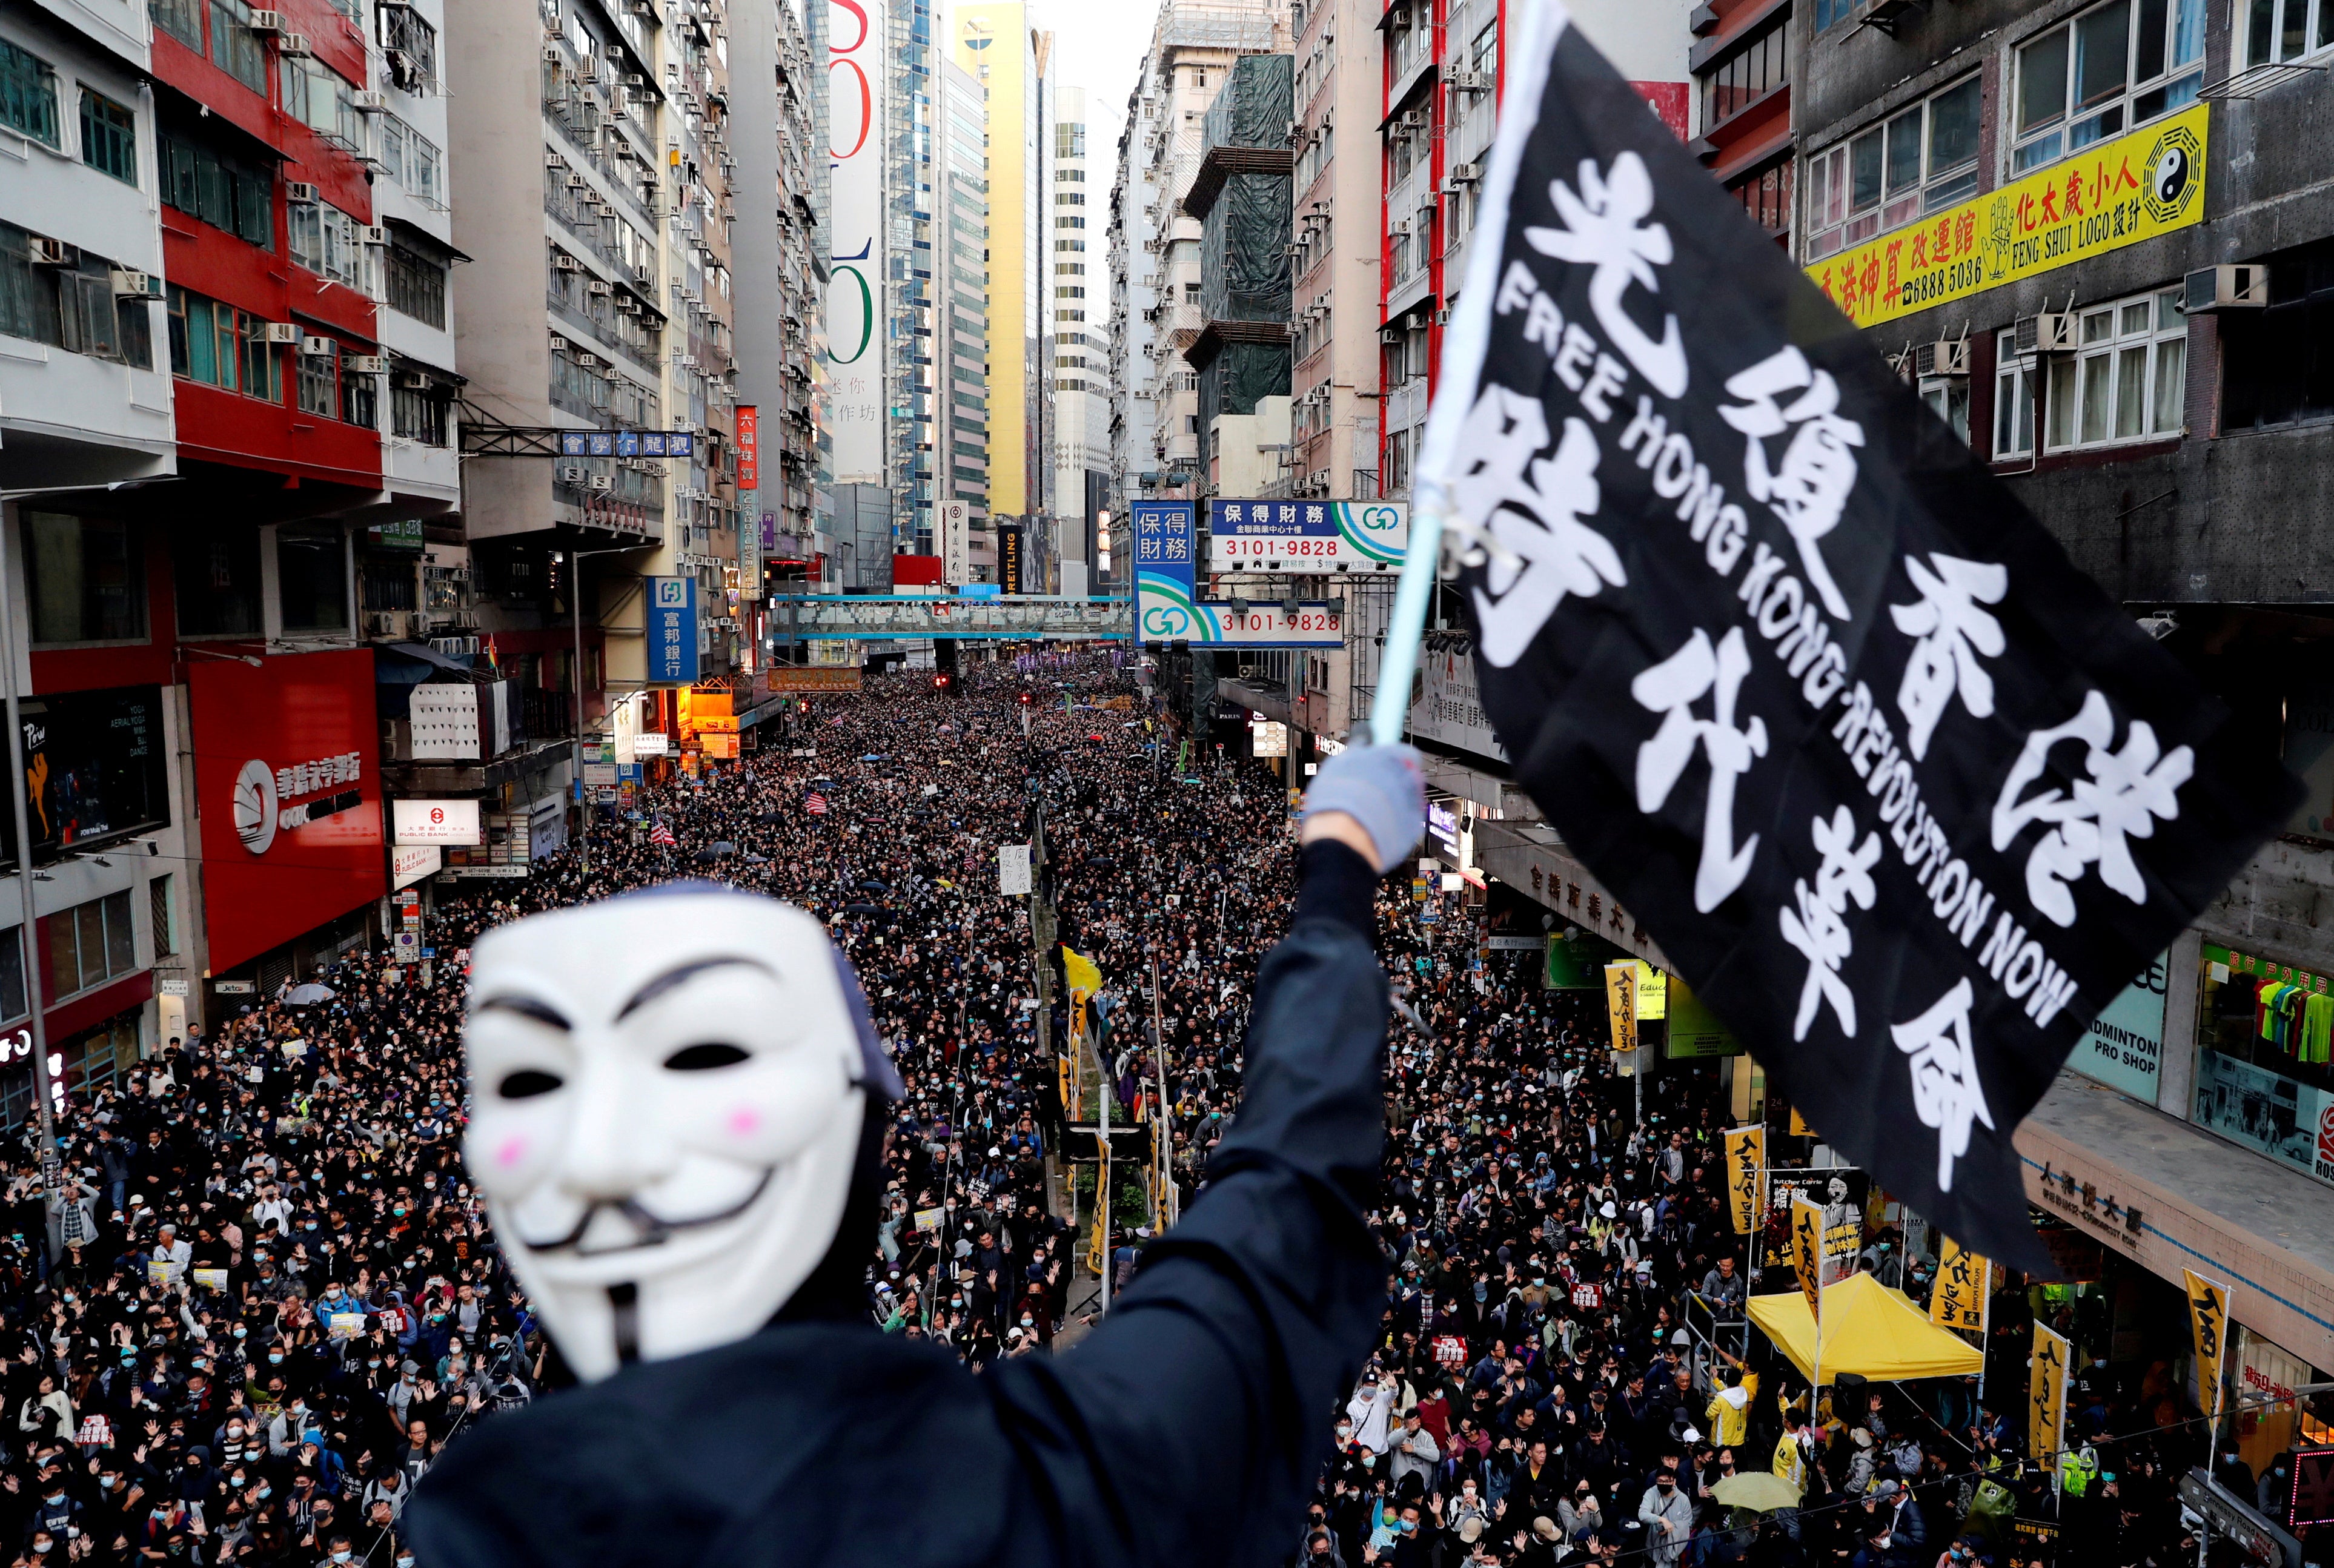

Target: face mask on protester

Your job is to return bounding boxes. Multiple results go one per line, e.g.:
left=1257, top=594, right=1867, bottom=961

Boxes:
left=462, top=888, right=900, bottom=1382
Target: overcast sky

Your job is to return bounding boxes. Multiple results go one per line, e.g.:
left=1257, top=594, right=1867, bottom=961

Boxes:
left=1034, top=1, right=1157, bottom=154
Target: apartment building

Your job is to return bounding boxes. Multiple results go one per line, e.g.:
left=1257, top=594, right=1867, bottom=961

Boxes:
left=935, top=55, right=996, bottom=581
left=1050, top=85, right=1109, bottom=595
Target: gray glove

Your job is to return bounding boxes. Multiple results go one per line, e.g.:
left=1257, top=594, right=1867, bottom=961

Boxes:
left=1300, top=742, right=1427, bottom=875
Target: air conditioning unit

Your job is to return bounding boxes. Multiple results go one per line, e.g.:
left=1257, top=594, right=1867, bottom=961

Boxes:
left=587, top=280, right=612, bottom=296
left=361, top=224, right=390, bottom=245
left=1448, top=161, right=1482, bottom=184
left=1285, top=242, right=1305, bottom=257
left=344, top=354, right=388, bottom=374
left=353, top=90, right=387, bottom=113
left=2184, top=263, right=2268, bottom=313
left=555, top=254, right=583, bottom=271
left=286, top=180, right=319, bottom=203
left=2014, top=311, right=2076, bottom=354
left=588, top=473, right=615, bottom=491
left=1914, top=339, right=1969, bottom=378
left=110, top=268, right=161, bottom=299
left=248, top=8, right=284, bottom=28
left=575, top=352, right=600, bottom=366
left=1401, top=109, right=1426, bottom=129
left=277, top=33, right=311, bottom=55
left=557, top=463, right=588, bottom=482
left=299, top=334, right=336, bottom=357
left=396, top=371, right=434, bottom=390
left=1433, top=308, right=1451, bottom=325
left=543, top=45, right=563, bottom=62
left=27, top=237, right=75, bottom=266
left=1447, top=70, right=1488, bottom=91
left=1379, top=325, right=1402, bottom=344
left=549, top=334, right=570, bottom=352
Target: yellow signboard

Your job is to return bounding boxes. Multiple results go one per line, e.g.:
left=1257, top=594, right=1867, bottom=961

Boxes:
left=2031, top=1323, right=2070, bottom=1467
left=1724, top=1126, right=1765, bottom=1234
left=1633, top=959, right=1668, bottom=1022
left=1791, top=1194, right=1823, bottom=1317
left=1806, top=103, right=2207, bottom=330
left=1929, top=1236, right=1989, bottom=1334
left=2185, top=1268, right=2229, bottom=1420
left=1605, top=962, right=1639, bottom=1053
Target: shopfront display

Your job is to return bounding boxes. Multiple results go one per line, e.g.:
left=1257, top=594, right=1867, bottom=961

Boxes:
left=2070, top=953, right=2169, bottom=1102
left=2194, top=944, right=2334, bottom=1186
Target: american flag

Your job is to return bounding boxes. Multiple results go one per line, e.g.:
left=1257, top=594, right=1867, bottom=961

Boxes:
left=806, top=793, right=829, bottom=816
left=649, top=821, right=675, bottom=846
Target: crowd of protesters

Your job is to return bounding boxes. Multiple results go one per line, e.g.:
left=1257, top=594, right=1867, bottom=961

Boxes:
left=0, top=653, right=2249, bottom=1567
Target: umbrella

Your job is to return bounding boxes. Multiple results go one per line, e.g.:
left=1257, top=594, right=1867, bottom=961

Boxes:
left=860, top=880, right=891, bottom=892
left=282, top=983, right=335, bottom=1007
left=708, top=841, right=737, bottom=856
left=1711, top=1473, right=1801, bottom=1513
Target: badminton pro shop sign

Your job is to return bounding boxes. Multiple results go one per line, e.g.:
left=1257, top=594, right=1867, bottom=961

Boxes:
left=190, top=650, right=388, bottom=975
left=1433, top=2, right=2295, bottom=1269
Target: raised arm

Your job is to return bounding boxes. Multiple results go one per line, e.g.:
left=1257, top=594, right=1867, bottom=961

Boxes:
left=986, top=744, right=1425, bottom=1568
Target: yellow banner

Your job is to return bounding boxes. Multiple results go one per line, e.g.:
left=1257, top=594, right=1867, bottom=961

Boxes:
left=1634, top=959, right=1668, bottom=1022
left=1807, top=104, right=2207, bottom=330
left=2185, top=1269, right=2230, bottom=1420
left=1791, top=1194, right=1824, bottom=1318
left=1930, top=1236, right=1989, bottom=1334
left=1605, top=962, right=1639, bottom=1053
left=1063, top=947, right=1102, bottom=996
left=1725, top=1126, right=1765, bottom=1235
left=2031, top=1323, right=2070, bottom=1467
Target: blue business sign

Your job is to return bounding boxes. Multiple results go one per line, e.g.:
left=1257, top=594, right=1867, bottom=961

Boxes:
left=1205, top=499, right=1408, bottom=569
left=648, top=576, right=698, bottom=684
left=559, top=430, right=699, bottom=458
left=1132, top=501, right=1197, bottom=641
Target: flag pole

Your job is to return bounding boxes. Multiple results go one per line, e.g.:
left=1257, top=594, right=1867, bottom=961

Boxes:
left=1367, top=505, right=1444, bottom=749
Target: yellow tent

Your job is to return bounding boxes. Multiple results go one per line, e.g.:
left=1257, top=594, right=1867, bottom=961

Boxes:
left=1746, top=1273, right=1985, bottom=1384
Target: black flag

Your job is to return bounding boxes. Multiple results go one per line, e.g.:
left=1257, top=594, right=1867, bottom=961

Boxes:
left=1424, top=2, right=2296, bottom=1271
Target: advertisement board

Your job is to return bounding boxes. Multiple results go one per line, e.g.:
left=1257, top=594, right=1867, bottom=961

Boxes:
left=1135, top=499, right=1346, bottom=649
left=190, top=650, right=386, bottom=974
left=2070, top=952, right=2169, bottom=1102
left=764, top=667, right=864, bottom=693
left=826, top=0, right=884, bottom=481
left=648, top=577, right=698, bottom=684
left=12, top=686, right=168, bottom=859
left=735, top=404, right=760, bottom=490
left=941, top=500, right=971, bottom=586
left=996, top=520, right=1025, bottom=595
left=1409, top=643, right=1508, bottom=761
left=1205, top=499, right=1408, bottom=570
left=391, top=799, right=482, bottom=846
left=391, top=844, right=441, bottom=890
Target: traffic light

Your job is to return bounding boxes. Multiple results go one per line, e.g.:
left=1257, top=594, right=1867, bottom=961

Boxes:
left=931, top=673, right=954, bottom=694
left=1016, top=690, right=1034, bottom=707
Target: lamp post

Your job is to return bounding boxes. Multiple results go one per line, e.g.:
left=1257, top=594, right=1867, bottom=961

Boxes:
left=0, top=514, right=58, bottom=1191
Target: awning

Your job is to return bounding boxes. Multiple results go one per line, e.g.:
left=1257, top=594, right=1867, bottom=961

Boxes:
left=1746, top=1274, right=1985, bottom=1384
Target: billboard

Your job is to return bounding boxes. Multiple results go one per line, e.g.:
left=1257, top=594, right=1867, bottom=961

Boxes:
left=735, top=403, right=760, bottom=490
left=649, top=576, right=698, bottom=684
left=1205, top=499, right=1408, bottom=570
left=940, top=500, right=971, bottom=585
left=1135, top=499, right=1345, bottom=648
left=996, top=520, right=1025, bottom=595
left=1409, top=641, right=1508, bottom=761
left=391, top=799, right=482, bottom=846
left=827, top=0, right=884, bottom=481
left=189, top=649, right=386, bottom=974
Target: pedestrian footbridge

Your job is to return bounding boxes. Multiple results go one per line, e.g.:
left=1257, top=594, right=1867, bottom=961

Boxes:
left=766, top=595, right=1132, bottom=641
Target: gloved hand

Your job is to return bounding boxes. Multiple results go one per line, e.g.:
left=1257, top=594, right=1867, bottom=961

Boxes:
left=1299, top=742, right=1427, bottom=875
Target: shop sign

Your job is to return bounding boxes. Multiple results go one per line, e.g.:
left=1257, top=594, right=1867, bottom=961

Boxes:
left=189, top=651, right=386, bottom=976
left=213, top=981, right=254, bottom=995
left=1410, top=641, right=1509, bottom=762
left=1807, top=104, right=2207, bottom=329
left=649, top=577, right=699, bottom=684
left=2286, top=1448, right=2334, bottom=1529
left=2032, top=1157, right=2147, bottom=1249
left=391, top=845, right=440, bottom=890
left=2070, top=952, right=2169, bottom=1102
left=632, top=733, right=671, bottom=757
left=763, top=667, right=863, bottom=693
left=391, top=799, right=482, bottom=847
left=156, top=979, right=188, bottom=998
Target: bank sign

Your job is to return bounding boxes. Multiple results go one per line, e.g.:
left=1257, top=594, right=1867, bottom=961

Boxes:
left=1134, top=500, right=1344, bottom=647
left=1808, top=104, right=2207, bottom=329
left=649, top=576, right=698, bottom=684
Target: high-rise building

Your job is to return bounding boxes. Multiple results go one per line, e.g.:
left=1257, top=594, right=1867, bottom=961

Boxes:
left=952, top=3, right=1046, bottom=581
left=883, top=0, right=936, bottom=559
left=935, top=56, right=995, bottom=581
left=1049, top=85, right=1109, bottom=595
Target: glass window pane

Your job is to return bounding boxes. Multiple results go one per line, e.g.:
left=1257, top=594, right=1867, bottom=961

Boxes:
left=2136, top=0, right=2170, bottom=77
left=1850, top=129, right=1883, bottom=211
left=102, top=891, right=132, bottom=978
left=2020, top=28, right=2070, bottom=134
left=2281, top=0, right=2307, bottom=57
left=2075, top=1, right=2132, bottom=106
left=2114, top=345, right=2149, bottom=437
left=2080, top=353, right=2114, bottom=444
left=2153, top=337, right=2187, bottom=431
left=2157, top=288, right=2184, bottom=329
left=74, top=903, right=104, bottom=988
left=2082, top=308, right=2116, bottom=343
left=2120, top=302, right=2152, bottom=335
left=1928, top=78, right=1981, bottom=171
left=2047, top=357, right=2079, bottom=448
left=43, top=911, right=76, bottom=999
left=1885, top=107, right=1925, bottom=193
left=2176, top=0, right=2207, bottom=61
left=2248, top=0, right=2274, bottom=67
left=0, top=930, right=25, bottom=1024
left=277, top=523, right=348, bottom=632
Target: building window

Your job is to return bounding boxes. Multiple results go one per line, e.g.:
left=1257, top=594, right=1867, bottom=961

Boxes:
left=42, top=891, right=135, bottom=1001
left=1994, top=330, right=2037, bottom=458
left=2218, top=240, right=2334, bottom=429
left=378, top=114, right=444, bottom=209
left=2243, top=0, right=2334, bottom=65
left=22, top=514, right=145, bottom=646
left=392, top=382, right=450, bottom=444
left=148, top=876, right=173, bottom=960
left=79, top=88, right=138, bottom=182
left=339, top=358, right=377, bottom=429
left=379, top=6, right=439, bottom=91
left=2014, top=0, right=2204, bottom=174
left=2043, top=288, right=2186, bottom=451
left=149, top=0, right=201, bottom=48
left=164, top=285, right=280, bottom=400
left=174, top=522, right=264, bottom=637
left=383, top=243, right=446, bottom=327
left=277, top=523, right=349, bottom=632
left=159, top=126, right=274, bottom=248
left=1805, top=76, right=1978, bottom=259
left=1726, top=160, right=1793, bottom=239
left=1056, top=122, right=1085, bottom=158
left=296, top=345, right=337, bottom=417
left=207, top=0, right=271, bottom=95
left=0, top=39, right=60, bottom=148
left=1700, top=24, right=1786, bottom=131
left=0, top=227, right=151, bottom=368
left=1919, top=375, right=1971, bottom=443
left=1055, top=191, right=1084, bottom=205
left=283, top=56, right=360, bottom=148
left=289, top=200, right=366, bottom=289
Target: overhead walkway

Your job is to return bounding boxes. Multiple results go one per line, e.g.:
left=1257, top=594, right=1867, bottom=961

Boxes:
left=766, top=595, right=1132, bottom=641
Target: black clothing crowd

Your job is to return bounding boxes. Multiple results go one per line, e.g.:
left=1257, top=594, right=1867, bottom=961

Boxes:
left=0, top=657, right=2241, bottom=1568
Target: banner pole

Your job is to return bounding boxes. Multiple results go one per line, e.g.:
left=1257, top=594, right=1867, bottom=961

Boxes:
left=1367, top=505, right=1444, bottom=748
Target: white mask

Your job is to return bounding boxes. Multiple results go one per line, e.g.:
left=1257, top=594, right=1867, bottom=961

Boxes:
left=464, top=887, right=898, bottom=1381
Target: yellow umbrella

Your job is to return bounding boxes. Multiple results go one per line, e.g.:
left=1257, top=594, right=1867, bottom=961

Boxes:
left=1712, top=1472, right=1802, bottom=1512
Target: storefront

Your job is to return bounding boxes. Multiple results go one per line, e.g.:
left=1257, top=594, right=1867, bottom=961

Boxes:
left=2193, top=943, right=2334, bottom=1185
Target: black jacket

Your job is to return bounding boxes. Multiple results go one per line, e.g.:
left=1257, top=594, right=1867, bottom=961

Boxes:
left=405, top=842, right=1391, bottom=1568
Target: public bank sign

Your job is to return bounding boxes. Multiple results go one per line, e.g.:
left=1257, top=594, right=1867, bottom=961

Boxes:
left=1808, top=102, right=2207, bottom=330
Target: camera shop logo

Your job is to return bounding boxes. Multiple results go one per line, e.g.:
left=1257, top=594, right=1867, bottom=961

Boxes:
left=233, top=752, right=367, bottom=856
